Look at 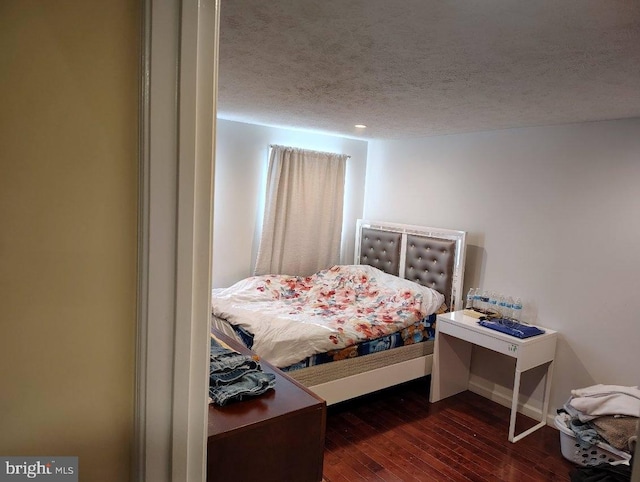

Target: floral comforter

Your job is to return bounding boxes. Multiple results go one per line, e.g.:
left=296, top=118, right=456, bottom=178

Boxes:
left=211, top=264, right=445, bottom=367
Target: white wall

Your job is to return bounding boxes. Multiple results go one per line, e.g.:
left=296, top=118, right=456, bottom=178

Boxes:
left=213, top=119, right=368, bottom=288
left=364, top=118, right=640, bottom=416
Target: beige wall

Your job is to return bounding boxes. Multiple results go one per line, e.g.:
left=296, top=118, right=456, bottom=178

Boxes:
left=0, top=1, right=139, bottom=480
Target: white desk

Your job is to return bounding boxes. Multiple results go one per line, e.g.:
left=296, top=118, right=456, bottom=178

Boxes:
left=429, top=311, right=557, bottom=443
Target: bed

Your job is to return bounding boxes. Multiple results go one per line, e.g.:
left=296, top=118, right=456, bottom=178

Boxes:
left=211, top=219, right=466, bottom=405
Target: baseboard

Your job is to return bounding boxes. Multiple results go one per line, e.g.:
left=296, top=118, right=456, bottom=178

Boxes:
left=468, top=380, right=556, bottom=426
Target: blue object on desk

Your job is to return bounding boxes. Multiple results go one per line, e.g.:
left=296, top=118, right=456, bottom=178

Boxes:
left=478, top=319, right=545, bottom=339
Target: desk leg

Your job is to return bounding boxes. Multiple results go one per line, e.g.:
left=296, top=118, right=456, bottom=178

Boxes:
left=430, top=332, right=472, bottom=402
left=508, top=369, right=521, bottom=442
left=540, top=360, right=554, bottom=427
left=509, top=362, right=554, bottom=443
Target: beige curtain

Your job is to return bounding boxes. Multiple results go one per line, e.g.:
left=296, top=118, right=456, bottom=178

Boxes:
left=254, top=145, right=348, bottom=276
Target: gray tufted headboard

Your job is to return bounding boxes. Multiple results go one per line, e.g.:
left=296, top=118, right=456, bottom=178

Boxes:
left=355, top=220, right=466, bottom=311
left=359, top=227, right=402, bottom=276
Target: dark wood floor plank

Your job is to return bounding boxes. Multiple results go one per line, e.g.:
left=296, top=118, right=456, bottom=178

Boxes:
left=429, top=409, right=549, bottom=480
left=341, top=419, right=430, bottom=482
left=357, top=408, right=464, bottom=481
left=329, top=413, right=421, bottom=482
left=337, top=399, right=469, bottom=481
left=350, top=421, right=452, bottom=481
left=371, top=402, right=493, bottom=482
left=325, top=425, right=383, bottom=481
left=323, top=380, right=576, bottom=482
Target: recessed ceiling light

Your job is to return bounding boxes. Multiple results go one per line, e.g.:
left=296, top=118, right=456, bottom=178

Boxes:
left=354, top=124, right=367, bottom=129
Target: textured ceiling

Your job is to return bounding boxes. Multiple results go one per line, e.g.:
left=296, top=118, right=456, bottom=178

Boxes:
left=218, top=0, right=640, bottom=140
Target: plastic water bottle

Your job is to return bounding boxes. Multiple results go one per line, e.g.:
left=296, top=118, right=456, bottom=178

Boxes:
left=488, top=292, right=499, bottom=314
left=512, top=297, right=523, bottom=322
left=497, top=295, right=508, bottom=318
left=505, top=296, right=515, bottom=320
left=480, top=290, right=490, bottom=312
left=472, top=289, right=481, bottom=310
left=466, top=288, right=475, bottom=309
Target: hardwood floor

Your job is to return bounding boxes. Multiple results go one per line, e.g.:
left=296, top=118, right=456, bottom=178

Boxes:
left=323, top=380, right=576, bottom=481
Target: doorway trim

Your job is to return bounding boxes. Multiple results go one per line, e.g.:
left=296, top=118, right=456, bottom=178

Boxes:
left=135, top=0, right=219, bottom=480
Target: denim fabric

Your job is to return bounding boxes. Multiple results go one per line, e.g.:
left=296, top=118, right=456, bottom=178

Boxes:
left=570, top=418, right=600, bottom=448
left=560, top=402, right=601, bottom=448
left=209, top=371, right=276, bottom=406
left=209, top=338, right=276, bottom=406
left=209, top=344, right=258, bottom=373
left=211, top=366, right=259, bottom=385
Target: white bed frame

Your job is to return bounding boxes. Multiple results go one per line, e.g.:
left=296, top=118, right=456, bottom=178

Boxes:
left=302, top=219, right=466, bottom=405
left=306, top=352, right=435, bottom=405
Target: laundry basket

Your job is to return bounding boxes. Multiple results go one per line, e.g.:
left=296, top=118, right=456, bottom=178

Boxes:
left=554, top=415, right=632, bottom=466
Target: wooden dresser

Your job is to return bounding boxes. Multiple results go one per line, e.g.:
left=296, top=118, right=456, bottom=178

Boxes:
left=207, top=330, right=326, bottom=482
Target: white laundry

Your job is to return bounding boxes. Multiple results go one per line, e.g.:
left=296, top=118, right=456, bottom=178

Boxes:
left=569, top=384, right=640, bottom=421
left=571, top=384, right=640, bottom=400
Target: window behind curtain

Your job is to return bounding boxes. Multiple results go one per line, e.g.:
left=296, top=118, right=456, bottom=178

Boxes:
left=254, top=145, right=348, bottom=276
